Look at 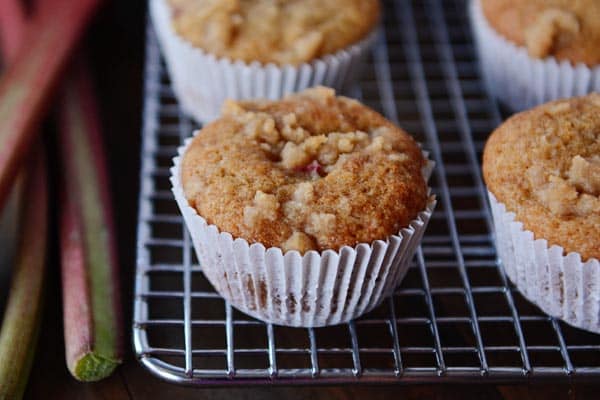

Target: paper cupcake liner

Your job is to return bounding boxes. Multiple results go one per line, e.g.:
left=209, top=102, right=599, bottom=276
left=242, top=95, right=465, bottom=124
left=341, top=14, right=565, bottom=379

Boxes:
left=150, top=0, right=377, bottom=125
left=470, top=0, right=600, bottom=111
left=488, top=192, right=600, bottom=333
left=171, top=137, right=436, bottom=327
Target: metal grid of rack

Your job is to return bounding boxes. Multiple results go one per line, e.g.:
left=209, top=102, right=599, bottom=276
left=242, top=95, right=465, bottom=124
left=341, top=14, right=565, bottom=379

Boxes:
left=133, top=0, right=600, bottom=385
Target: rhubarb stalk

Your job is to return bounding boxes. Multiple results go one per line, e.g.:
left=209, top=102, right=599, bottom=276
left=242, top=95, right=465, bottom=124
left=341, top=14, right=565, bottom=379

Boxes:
left=59, top=62, right=123, bottom=381
left=0, top=0, right=26, bottom=61
left=0, top=152, right=47, bottom=400
left=0, top=0, right=27, bottom=282
left=0, top=0, right=121, bottom=382
left=0, top=3, right=48, bottom=398
left=0, top=0, right=101, bottom=211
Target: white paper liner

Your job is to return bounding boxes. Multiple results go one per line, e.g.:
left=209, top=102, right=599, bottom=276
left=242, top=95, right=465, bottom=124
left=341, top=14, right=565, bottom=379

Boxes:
left=488, top=192, right=600, bottom=333
left=151, top=0, right=377, bottom=125
left=171, top=137, right=436, bottom=327
left=470, top=0, right=600, bottom=111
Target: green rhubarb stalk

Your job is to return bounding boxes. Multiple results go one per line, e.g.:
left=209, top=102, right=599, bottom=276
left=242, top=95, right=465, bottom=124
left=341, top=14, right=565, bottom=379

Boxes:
left=59, top=61, right=122, bottom=381
left=0, top=153, right=48, bottom=400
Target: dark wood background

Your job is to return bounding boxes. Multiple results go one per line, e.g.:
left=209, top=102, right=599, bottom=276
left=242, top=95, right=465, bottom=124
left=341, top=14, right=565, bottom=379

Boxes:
left=18, top=1, right=600, bottom=398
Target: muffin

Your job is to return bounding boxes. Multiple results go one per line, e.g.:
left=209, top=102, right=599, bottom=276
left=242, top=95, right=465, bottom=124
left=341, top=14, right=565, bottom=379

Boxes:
left=483, top=93, right=600, bottom=332
left=171, top=87, right=436, bottom=327
left=471, top=0, right=600, bottom=111
left=151, top=0, right=380, bottom=124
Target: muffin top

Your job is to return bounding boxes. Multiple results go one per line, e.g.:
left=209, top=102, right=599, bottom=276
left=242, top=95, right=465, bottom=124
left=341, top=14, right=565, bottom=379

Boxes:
left=480, top=0, right=600, bottom=66
left=167, top=0, right=380, bottom=65
left=483, top=94, right=600, bottom=261
left=181, top=87, right=428, bottom=253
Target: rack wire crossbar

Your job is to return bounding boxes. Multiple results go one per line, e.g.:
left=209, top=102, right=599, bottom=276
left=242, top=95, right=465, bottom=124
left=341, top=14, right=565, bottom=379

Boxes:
left=134, top=0, right=600, bottom=385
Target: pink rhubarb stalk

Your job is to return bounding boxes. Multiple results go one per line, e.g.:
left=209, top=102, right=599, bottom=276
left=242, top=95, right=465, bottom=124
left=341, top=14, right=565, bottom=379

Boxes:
left=0, top=2, right=48, bottom=398
left=0, top=0, right=101, bottom=211
left=59, top=61, right=123, bottom=381
left=0, top=152, right=48, bottom=400
left=0, top=0, right=26, bottom=61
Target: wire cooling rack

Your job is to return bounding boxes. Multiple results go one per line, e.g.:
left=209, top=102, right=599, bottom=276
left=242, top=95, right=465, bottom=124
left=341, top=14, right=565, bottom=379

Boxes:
left=134, top=0, right=600, bottom=385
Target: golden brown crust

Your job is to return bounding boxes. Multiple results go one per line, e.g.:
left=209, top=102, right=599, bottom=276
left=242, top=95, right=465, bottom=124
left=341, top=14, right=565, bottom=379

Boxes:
left=167, top=0, right=380, bottom=65
left=181, top=87, right=428, bottom=253
left=483, top=94, right=600, bottom=261
left=480, top=0, right=600, bottom=66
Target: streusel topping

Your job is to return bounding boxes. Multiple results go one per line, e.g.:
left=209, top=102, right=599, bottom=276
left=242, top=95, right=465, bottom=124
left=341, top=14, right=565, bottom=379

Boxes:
left=483, top=94, right=600, bottom=260
left=167, top=0, right=380, bottom=65
left=181, top=87, right=428, bottom=253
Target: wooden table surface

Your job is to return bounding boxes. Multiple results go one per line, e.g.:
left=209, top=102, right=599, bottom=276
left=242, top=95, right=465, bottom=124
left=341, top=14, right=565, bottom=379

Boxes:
left=17, top=2, right=599, bottom=398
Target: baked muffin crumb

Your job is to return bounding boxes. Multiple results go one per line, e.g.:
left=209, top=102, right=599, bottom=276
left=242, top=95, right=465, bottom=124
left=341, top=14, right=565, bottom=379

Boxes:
left=168, top=0, right=380, bottom=65
left=182, top=87, right=428, bottom=253
left=483, top=94, right=600, bottom=260
left=481, top=0, right=600, bottom=65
